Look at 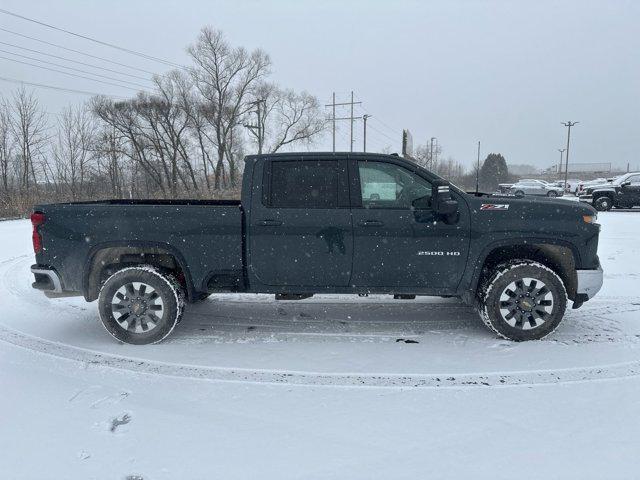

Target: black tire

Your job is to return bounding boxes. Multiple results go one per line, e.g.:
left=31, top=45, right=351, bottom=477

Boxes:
left=594, top=196, right=613, bottom=211
left=477, top=260, right=567, bottom=341
left=547, top=190, right=558, bottom=197
left=98, top=266, right=184, bottom=344
left=514, top=190, right=525, bottom=198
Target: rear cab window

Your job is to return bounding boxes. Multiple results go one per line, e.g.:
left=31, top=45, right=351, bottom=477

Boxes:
left=263, top=159, right=348, bottom=208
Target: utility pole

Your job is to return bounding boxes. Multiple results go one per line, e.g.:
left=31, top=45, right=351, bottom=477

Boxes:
left=476, top=141, right=481, bottom=194
left=557, top=148, right=565, bottom=175
left=244, top=99, right=265, bottom=154
left=362, top=114, right=371, bottom=152
left=332, top=92, right=336, bottom=152
left=430, top=137, right=436, bottom=168
left=433, top=138, right=439, bottom=169
left=562, top=121, right=579, bottom=191
left=325, top=92, right=362, bottom=152
left=350, top=91, right=354, bottom=152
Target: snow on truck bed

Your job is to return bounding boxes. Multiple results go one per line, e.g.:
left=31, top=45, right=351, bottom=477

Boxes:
left=1, top=211, right=640, bottom=479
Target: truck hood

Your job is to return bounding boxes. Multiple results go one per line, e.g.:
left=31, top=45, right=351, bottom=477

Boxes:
left=465, top=194, right=597, bottom=231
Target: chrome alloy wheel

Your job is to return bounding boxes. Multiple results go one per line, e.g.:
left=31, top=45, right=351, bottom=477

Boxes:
left=111, top=281, right=164, bottom=333
left=498, top=277, right=553, bottom=330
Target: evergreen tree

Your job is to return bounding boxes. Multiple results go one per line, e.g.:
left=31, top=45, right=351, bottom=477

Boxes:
left=478, top=153, right=509, bottom=191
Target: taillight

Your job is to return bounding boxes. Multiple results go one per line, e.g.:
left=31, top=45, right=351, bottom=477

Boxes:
left=31, top=211, right=45, bottom=254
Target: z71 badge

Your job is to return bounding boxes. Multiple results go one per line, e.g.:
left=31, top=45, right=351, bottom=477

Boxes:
left=480, top=204, right=509, bottom=210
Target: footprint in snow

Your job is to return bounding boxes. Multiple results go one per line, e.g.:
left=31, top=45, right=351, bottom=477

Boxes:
left=110, top=413, right=132, bottom=433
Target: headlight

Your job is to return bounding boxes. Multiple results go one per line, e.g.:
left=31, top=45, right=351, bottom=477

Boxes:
left=583, top=214, right=597, bottom=224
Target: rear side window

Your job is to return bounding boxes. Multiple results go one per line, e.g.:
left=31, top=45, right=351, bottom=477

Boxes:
left=268, top=160, right=339, bottom=208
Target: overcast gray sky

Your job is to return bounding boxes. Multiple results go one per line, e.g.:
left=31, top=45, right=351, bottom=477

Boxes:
left=0, top=0, right=638, bottom=170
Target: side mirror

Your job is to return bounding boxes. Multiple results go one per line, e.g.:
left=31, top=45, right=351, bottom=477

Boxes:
left=432, top=181, right=459, bottom=223
left=622, top=181, right=631, bottom=187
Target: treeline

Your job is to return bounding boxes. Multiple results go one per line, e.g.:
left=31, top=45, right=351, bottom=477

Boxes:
left=0, top=27, right=327, bottom=217
left=0, top=26, right=511, bottom=218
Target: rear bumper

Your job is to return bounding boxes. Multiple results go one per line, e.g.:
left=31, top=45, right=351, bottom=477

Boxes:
left=31, top=265, right=81, bottom=298
left=576, top=264, right=603, bottom=300
left=579, top=195, right=593, bottom=204
left=31, top=265, right=63, bottom=293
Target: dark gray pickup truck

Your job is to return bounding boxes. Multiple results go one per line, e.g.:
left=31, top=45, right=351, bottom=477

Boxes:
left=30, top=152, right=603, bottom=344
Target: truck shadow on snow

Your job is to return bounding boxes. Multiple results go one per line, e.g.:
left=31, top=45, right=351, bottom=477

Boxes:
left=159, top=295, right=638, bottom=345
left=170, top=296, right=487, bottom=343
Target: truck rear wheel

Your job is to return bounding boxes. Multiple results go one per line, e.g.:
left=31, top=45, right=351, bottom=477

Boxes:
left=477, top=260, right=567, bottom=341
left=98, top=266, right=184, bottom=345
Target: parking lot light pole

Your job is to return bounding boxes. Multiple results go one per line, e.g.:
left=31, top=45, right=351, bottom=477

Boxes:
left=562, top=122, right=579, bottom=191
left=557, top=148, right=565, bottom=175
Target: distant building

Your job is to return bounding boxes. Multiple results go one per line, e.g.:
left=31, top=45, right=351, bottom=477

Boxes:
left=508, top=164, right=539, bottom=175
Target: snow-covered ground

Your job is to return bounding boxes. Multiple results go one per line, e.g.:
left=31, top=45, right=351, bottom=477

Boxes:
left=1, top=212, right=640, bottom=479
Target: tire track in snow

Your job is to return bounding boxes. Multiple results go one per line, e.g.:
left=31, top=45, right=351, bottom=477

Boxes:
left=2, top=322, right=640, bottom=388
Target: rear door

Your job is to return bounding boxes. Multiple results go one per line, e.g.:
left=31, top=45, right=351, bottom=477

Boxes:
left=349, top=158, right=469, bottom=291
left=248, top=156, right=353, bottom=288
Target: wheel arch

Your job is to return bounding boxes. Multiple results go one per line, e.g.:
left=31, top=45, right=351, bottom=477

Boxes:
left=468, top=240, right=580, bottom=302
left=83, top=241, right=195, bottom=302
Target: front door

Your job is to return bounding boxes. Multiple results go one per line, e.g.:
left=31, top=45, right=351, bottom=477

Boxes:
left=620, top=174, right=640, bottom=206
left=248, top=157, right=353, bottom=288
left=350, top=159, right=469, bottom=291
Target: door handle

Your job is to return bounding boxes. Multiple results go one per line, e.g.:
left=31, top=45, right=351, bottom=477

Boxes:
left=358, top=220, right=384, bottom=227
left=257, top=219, right=282, bottom=226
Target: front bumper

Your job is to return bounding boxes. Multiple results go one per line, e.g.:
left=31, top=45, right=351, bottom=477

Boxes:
left=576, top=264, right=603, bottom=300
left=579, top=195, right=593, bottom=204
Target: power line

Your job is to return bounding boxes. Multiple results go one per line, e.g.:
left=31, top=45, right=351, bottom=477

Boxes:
left=0, top=49, right=152, bottom=90
left=0, top=41, right=154, bottom=82
left=0, top=56, right=143, bottom=91
left=367, top=122, right=398, bottom=144
left=0, top=27, right=158, bottom=75
left=0, top=75, right=126, bottom=97
left=353, top=99, right=402, bottom=135
left=0, top=8, right=187, bottom=69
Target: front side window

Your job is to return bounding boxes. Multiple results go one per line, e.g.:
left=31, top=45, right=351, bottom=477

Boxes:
left=269, top=160, right=339, bottom=208
left=626, top=175, right=640, bottom=185
left=358, top=161, right=432, bottom=209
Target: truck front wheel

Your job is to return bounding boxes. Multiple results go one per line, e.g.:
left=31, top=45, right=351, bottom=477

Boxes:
left=98, top=266, right=185, bottom=344
left=594, top=196, right=613, bottom=211
left=477, top=260, right=567, bottom=341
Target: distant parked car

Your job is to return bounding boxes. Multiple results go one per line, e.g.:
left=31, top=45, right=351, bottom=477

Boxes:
left=509, top=179, right=565, bottom=197
left=497, top=183, right=514, bottom=193
left=562, top=179, right=582, bottom=194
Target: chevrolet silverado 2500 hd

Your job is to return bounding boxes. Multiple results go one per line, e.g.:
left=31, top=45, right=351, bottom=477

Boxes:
left=30, top=152, right=603, bottom=344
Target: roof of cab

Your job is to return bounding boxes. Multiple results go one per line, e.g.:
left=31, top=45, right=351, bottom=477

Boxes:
left=245, top=152, right=402, bottom=160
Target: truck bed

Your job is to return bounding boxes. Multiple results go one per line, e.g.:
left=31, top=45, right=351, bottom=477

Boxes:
left=33, top=200, right=244, bottom=299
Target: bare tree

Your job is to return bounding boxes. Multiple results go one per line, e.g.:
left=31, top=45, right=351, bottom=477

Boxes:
left=93, top=96, right=168, bottom=196
left=246, top=84, right=327, bottom=154
left=10, top=88, right=49, bottom=193
left=188, top=27, right=270, bottom=189
left=53, top=105, right=96, bottom=200
left=94, top=127, right=127, bottom=198
left=0, top=97, right=12, bottom=193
